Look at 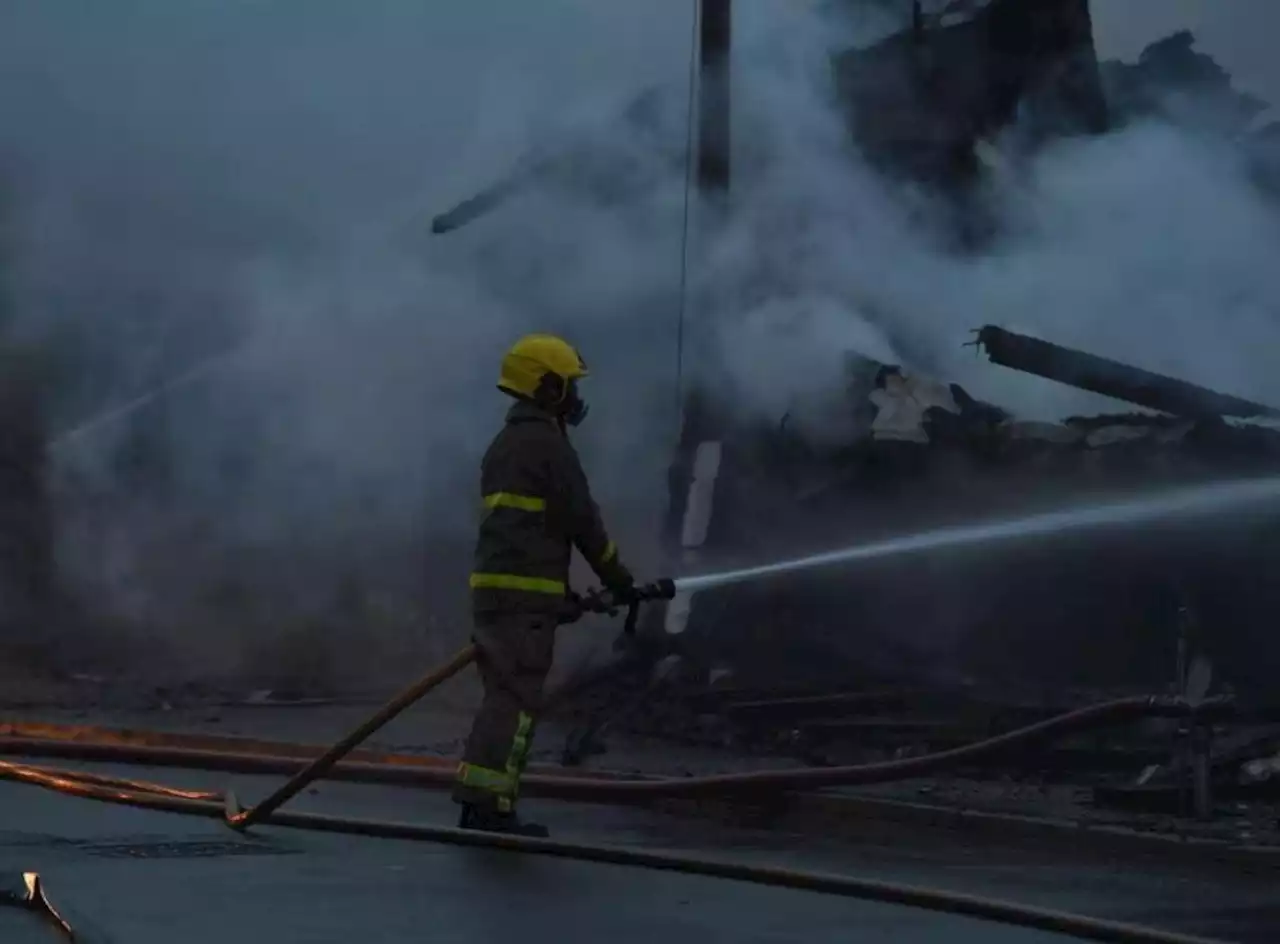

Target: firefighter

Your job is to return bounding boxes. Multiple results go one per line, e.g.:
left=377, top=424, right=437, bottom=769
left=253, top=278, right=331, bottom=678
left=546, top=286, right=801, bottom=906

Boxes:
left=454, top=333, right=635, bottom=836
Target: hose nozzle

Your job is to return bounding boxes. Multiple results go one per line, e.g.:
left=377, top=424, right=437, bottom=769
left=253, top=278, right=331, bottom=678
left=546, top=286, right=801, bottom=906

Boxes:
left=648, top=577, right=676, bottom=600
left=573, top=579, right=676, bottom=620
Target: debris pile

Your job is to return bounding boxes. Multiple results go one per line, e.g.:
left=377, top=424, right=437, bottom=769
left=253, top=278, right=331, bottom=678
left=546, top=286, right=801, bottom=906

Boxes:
left=552, top=657, right=1280, bottom=835
left=660, top=326, right=1280, bottom=701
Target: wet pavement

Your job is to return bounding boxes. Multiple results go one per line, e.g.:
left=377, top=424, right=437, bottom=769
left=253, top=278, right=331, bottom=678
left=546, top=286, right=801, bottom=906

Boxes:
left=1, top=764, right=1277, bottom=943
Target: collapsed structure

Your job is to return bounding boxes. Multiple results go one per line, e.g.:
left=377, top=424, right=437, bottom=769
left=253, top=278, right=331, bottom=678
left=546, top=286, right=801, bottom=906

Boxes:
left=644, top=5, right=1280, bottom=705
left=430, top=2, right=1280, bottom=705
left=658, top=328, right=1280, bottom=702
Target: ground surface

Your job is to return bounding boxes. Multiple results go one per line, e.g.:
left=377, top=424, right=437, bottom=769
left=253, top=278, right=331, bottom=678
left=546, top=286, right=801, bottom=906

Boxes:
left=1, top=763, right=1278, bottom=943
left=1, top=703, right=1278, bottom=942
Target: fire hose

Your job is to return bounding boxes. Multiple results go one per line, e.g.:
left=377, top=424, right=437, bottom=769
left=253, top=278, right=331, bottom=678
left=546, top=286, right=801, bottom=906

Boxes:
left=0, top=584, right=1245, bottom=944
left=0, top=758, right=1234, bottom=944
left=0, top=693, right=1225, bottom=800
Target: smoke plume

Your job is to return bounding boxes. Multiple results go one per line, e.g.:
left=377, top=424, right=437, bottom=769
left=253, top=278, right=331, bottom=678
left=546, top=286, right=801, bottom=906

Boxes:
left=1, top=0, right=1276, bottom=688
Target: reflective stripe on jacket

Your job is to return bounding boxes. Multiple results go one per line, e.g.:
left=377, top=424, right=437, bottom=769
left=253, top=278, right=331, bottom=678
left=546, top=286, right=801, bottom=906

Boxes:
left=470, top=401, right=626, bottom=612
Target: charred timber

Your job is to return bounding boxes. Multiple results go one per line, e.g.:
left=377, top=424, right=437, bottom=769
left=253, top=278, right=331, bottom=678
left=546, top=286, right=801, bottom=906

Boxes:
left=430, top=171, right=530, bottom=234
left=975, top=325, right=1280, bottom=420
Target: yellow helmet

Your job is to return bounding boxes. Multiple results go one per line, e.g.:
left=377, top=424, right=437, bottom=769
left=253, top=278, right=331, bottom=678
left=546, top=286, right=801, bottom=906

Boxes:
left=497, top=334, right=588, bottom=398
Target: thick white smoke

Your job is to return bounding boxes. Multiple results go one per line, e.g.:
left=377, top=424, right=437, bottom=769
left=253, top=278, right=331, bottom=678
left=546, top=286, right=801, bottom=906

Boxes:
left=704, top=2, right=1280, bottom=430
left=1, top=0, right=1276, bottom=687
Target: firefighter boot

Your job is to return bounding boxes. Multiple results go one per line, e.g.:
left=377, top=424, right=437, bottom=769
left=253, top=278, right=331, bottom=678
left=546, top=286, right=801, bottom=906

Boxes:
left=458, top=803, right=550, bottom=839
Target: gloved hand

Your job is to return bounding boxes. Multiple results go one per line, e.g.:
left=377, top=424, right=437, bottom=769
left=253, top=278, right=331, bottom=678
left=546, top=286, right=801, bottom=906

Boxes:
left=603, top=561, right=635, bottom=601
left=558, top=591, right=586, bottom=625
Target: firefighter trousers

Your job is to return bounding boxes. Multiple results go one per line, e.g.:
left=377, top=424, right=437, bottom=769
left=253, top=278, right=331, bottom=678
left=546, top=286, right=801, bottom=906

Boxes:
left=452, top=611, right=556, bottom=813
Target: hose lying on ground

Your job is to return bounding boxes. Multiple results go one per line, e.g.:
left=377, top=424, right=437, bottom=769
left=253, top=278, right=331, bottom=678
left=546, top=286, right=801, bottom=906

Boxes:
left=0, top=758, right=1234, bottom=944
left=0, top=693, right=1223, bottom=801
left=0, top=648, right=1248, bottom=944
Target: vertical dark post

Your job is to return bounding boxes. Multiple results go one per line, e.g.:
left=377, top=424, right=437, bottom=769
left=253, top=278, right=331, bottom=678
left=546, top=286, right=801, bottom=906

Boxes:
left=697, top=0, right=732, bottom=194
left=675, top=0, right=731, bottom=554
left=648, top=0, right=733, bottom=649
left=1190, top=722, right=1212, bottom=821
left=1175, top=602, right=1193, bottom=694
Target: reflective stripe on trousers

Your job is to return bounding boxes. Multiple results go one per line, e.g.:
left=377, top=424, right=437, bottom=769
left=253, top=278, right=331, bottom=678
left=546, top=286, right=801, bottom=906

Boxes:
left=455, top=710, right=535, bottom=813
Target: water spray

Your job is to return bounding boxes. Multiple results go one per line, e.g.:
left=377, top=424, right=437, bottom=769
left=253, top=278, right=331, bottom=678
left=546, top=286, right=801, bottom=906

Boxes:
left=46, top=347, right=247, bottom=454
left=671, top=475, right=1280, bottom=595
left=578, top=476, right=1280, bottom=611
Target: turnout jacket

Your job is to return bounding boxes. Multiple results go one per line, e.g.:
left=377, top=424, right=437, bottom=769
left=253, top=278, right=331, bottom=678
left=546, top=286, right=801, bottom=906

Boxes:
left=470, top=401, right=630, bottom=613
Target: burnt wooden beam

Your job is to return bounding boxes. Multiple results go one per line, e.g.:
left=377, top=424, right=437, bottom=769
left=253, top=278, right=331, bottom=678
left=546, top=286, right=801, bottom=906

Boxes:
left=430, top=172, right=529, bottom=234
left=974, top=325, right=1280, bottom=420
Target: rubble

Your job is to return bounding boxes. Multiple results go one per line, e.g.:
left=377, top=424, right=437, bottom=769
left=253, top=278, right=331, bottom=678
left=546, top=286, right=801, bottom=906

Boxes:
left=652, top=321, right=1280, bottom=723
left=578, top=305, right=1280, bottom=835
left=552, top=663, right=1280, bottom=839
left=425, top=3, right=1280, bottom=831
left=1094, top=724, right=1280, bottom=814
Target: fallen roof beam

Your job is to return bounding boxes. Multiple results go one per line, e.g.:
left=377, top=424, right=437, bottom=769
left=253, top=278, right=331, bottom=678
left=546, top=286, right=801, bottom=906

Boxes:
left=430, top=157, right=551, bottom=234
left=973, top=325, right=1280, bottom=420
